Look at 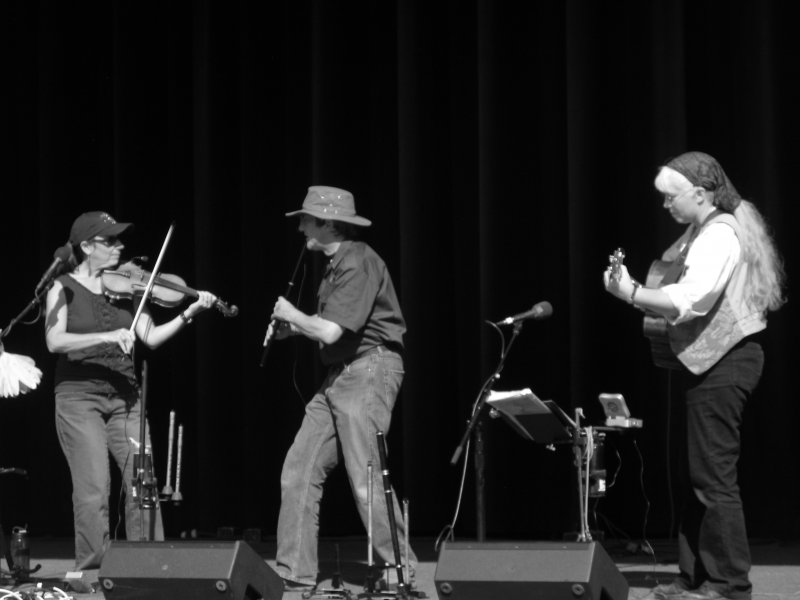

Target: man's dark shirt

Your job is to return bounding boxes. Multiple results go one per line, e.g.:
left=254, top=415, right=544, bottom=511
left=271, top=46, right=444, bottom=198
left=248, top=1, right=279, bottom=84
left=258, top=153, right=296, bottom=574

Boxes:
left=317, top=241, right=405, bottom=365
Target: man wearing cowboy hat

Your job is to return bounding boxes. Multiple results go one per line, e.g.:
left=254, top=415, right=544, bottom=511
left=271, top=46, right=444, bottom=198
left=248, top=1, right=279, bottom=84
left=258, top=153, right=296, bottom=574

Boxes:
left=269, top=186, right=417, bottom=592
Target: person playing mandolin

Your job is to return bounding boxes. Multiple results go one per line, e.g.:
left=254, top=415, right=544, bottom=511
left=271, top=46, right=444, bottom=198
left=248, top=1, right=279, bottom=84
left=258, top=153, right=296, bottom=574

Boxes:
left=44, top=211, right=217, bottom=574
left=603, top=152, right=784, bottom=600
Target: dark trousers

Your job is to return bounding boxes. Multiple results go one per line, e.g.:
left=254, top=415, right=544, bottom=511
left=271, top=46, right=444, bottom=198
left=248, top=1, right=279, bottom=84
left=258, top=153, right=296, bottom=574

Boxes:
left=676, top=341, right=763, bottom=599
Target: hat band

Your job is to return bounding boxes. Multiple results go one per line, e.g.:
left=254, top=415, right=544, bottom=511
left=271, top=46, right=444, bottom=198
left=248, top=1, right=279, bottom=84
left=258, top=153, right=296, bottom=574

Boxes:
left=312, top=203, right=355, bottom=217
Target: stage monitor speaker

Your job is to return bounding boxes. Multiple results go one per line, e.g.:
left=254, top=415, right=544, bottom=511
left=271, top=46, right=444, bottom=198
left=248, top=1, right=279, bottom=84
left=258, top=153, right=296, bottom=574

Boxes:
left=434, top=541, right=628, bottom=600
left=98, top=540, right=284, bottom=600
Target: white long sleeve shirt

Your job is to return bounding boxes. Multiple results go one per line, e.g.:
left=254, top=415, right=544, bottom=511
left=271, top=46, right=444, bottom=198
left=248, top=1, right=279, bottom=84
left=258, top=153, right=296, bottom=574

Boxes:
left=660, top=222, right=741, bottom=325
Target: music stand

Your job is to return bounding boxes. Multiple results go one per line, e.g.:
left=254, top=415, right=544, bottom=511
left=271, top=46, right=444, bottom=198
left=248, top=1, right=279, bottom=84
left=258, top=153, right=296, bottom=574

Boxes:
left=486, top=389, right=573, bottom=444
left=487, top=390, right=602, bottom=542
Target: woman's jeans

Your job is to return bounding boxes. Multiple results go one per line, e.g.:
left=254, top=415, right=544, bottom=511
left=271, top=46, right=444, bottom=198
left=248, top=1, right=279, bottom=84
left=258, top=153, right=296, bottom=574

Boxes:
left=677, top=341, right=763, bottom=599
left=56, top=391, right=164, bottom=570
left=276, top=348, right=417, bottom=585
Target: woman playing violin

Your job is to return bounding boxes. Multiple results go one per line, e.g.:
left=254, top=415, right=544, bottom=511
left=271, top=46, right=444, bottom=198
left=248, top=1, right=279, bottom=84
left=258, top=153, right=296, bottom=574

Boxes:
left=44, top=211, right=216, bottom=573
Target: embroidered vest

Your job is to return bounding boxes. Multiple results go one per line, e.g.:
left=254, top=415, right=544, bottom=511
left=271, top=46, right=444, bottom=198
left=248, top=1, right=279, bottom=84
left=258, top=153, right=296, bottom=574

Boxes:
left=667, top=212, right=766, bottom=375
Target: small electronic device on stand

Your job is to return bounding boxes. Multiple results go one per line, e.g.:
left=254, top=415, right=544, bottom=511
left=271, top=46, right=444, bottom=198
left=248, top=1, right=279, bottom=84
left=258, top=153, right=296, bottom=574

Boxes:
left=488, top=389, right=644, bottom=542
left=598, top=392, right=643, bottom=430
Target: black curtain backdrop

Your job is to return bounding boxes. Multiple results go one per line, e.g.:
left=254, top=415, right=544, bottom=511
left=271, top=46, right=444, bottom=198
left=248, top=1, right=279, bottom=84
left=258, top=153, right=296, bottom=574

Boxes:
left=2, top=1, right=798, bottom=544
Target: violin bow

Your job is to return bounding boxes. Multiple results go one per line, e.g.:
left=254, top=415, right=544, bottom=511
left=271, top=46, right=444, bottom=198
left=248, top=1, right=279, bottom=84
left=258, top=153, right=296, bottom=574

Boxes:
left=129, top=222, right=176, bottom=334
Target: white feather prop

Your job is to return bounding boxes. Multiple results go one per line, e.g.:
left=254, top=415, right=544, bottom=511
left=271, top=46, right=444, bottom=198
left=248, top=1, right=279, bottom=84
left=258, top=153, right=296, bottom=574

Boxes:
left=0, top=345, right=43, bottom=398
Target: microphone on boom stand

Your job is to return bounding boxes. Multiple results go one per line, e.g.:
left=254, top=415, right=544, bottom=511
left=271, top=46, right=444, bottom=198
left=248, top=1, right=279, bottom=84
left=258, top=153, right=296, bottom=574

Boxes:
left=494, top=300, right=553, bottom=326
left=34, top=243, right=74, bottom=295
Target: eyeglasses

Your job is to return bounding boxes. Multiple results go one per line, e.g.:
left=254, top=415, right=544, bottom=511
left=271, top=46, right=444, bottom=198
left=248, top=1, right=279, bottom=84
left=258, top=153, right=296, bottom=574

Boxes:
left=91, top=236, right=121, bottom=246
left=662, top=187, right=697, bottom=206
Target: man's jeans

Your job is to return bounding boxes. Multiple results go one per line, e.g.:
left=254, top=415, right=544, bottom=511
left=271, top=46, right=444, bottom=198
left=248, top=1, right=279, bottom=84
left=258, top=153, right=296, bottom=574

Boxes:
left=276, top=348, right=417, bottom=585
left=677, top=341, right=763, bottom=600
left=56, top=391, right=164, bottom=570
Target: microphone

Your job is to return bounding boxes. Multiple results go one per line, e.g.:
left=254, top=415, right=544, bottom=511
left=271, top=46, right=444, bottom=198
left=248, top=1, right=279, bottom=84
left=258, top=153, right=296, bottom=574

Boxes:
left=495, top=301, right=553, bottom=325
left=35, top=243, right=73, bottom=294
left=0, top=467, right=28, bottom=477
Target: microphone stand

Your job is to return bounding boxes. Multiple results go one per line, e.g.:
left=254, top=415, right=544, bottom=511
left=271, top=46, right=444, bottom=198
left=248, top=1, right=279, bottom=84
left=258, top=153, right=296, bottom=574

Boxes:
left=450, top=320, right=524, bottom=541
left=1, top=286, right=50, bottom=343
left=2, top=246, right=78, bottom=341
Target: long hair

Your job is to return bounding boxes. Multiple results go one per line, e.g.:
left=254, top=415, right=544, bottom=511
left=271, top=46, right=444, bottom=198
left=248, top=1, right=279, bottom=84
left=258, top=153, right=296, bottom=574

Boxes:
left=733, top=200, right=785, bottom=312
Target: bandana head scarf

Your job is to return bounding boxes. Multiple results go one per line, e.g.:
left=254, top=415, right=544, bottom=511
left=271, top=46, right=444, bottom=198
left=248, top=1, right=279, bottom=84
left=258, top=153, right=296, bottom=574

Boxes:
left=664, top=151, right=741, bottom=213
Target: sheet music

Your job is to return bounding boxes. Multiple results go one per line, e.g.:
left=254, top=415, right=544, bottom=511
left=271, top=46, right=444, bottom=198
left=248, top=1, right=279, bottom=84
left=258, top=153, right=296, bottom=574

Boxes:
left=486, top=389, right=572, bottom=443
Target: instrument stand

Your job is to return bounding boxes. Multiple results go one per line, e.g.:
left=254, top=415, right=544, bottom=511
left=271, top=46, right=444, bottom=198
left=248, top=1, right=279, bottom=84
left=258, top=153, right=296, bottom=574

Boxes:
left=300, top=544, right=354, bottom=600
left=304, top=588, right=354, bottom=598
left=357, top=432, right=426, bottom=600
left=570, top=412, right=593, bottom=543
left=570, top=418, right=609, bottom=543
left=132, top=360, right=160, bottom=540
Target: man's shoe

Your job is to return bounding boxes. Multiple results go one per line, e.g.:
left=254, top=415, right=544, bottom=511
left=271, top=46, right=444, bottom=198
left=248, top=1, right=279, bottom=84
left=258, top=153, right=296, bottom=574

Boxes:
left=282, top=578, right=316, bottom=593
left=652, top=579, right=692, bottom=599
left=65, top=579, right=95, bottom=594
left=673, top=583, right=736, bottom=600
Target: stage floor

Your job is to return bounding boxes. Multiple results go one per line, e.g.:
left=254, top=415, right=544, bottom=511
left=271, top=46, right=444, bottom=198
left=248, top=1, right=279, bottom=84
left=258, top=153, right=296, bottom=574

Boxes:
left=2, top=537, right=798, bottom=599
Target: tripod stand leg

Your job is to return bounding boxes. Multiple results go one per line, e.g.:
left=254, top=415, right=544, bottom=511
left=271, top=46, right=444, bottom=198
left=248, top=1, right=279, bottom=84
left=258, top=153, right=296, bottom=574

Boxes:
left=375, top=431, right=406, bottom=596
left=403, top=499, right=410, bottom=586
left=0, top=511, right=11, bottom=575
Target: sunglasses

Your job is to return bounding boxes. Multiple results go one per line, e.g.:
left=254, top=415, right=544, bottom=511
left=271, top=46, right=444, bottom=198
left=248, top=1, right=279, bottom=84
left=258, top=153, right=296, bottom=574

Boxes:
left=91, top=236, right=121, bottom=246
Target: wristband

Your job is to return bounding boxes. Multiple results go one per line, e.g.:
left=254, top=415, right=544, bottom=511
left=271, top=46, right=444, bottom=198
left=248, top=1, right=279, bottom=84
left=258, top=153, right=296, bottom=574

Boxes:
left=629, top=282, right=641, bottom=305
left=179, top=312, right=193, bottom=325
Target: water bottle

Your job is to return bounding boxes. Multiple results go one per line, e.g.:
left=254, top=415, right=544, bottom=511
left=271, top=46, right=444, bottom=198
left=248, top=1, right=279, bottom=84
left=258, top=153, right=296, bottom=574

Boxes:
left=10, top=526, right=30, bottom=571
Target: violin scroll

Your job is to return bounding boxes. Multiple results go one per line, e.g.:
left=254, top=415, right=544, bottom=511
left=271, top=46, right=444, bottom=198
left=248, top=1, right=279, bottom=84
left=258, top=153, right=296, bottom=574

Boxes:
left=216, top=299, right=238, bottom=318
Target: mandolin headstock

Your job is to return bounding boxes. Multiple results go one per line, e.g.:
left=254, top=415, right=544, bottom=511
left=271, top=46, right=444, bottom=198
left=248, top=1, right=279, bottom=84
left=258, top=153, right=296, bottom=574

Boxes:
left=608, top=248, right=625, bottom=281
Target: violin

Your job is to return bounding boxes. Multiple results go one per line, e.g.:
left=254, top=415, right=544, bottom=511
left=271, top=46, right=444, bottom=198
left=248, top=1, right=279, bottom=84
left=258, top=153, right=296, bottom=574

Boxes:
left=101, top=262, right=239, bottom=317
